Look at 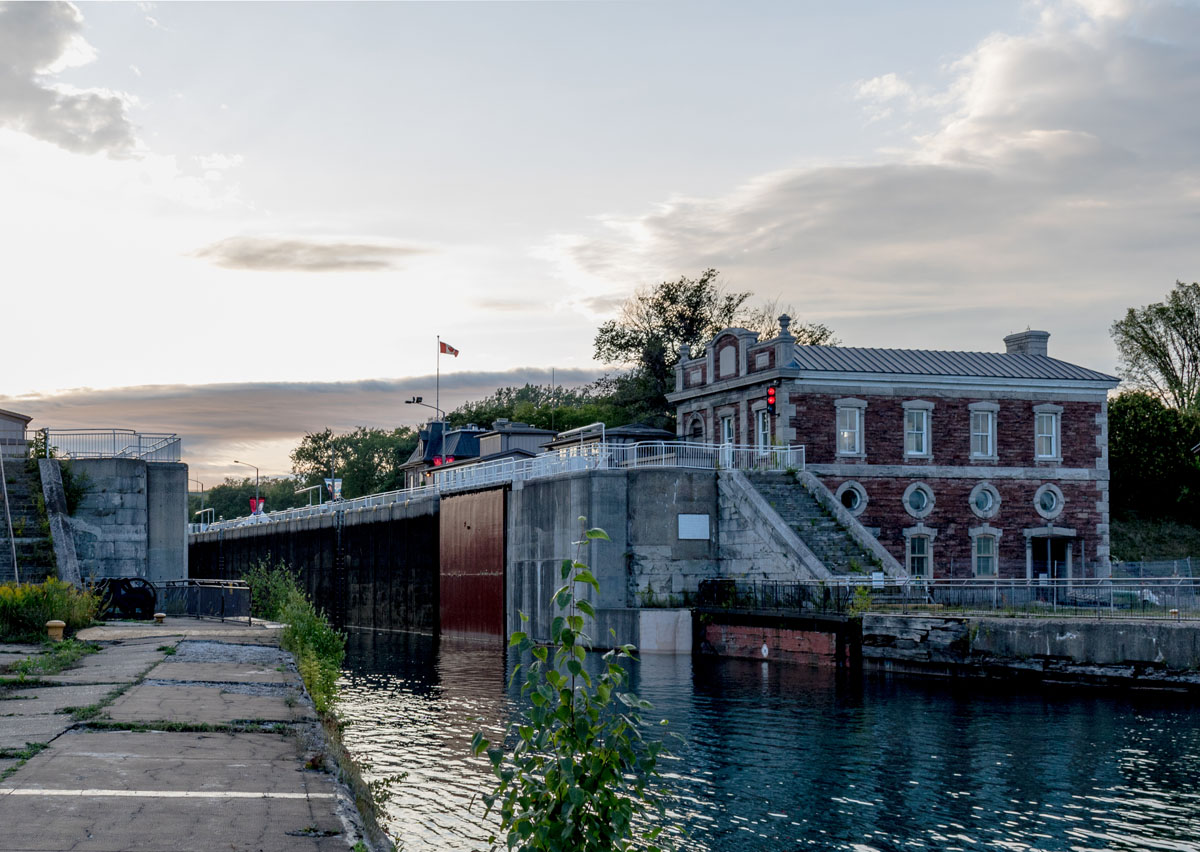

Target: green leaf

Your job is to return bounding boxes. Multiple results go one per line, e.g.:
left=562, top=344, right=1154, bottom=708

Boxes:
left=574, top=569, right=600, bottom=592
left=584, top=527, right=611, bottom=541
left=560, top=559, right=572, bottom=579
left=576, top=599, right=596, bottom=618
left=508, top=631, right=526, bottom=647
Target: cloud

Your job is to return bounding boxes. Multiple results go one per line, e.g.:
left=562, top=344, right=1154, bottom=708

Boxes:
left=545, top=1, right=1200, bottom=367
left=193, top=235, right=428, bottom=272
left=0, top=368, right=602, bottom=482
left=0, top=2, right=138, bottom=156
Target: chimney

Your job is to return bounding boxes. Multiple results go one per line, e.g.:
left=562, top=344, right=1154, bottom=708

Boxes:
left=1004, top=329, right=1050, bottom=357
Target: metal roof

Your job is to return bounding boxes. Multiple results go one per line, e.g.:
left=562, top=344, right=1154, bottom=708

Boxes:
left=786, top=346, right=1118, bottom=383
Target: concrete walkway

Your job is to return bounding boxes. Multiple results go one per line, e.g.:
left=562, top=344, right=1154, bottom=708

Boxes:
left=0, top=619, right=370, bottom=851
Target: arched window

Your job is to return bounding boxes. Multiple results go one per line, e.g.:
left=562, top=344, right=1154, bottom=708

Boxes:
left=689, top=419, right=704, bottom=442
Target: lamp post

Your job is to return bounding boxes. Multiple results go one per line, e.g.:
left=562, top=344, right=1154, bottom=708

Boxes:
left=232, top=460, right=259, bottom=504
left=406, top=395, right=449, bottom=474
left=188, top=478, right=205, bottom=510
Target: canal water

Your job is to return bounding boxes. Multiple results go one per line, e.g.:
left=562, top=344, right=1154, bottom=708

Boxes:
left=338, top=630, right=1200, bottom=852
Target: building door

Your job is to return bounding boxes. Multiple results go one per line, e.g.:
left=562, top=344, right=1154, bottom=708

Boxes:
left=1031, top=536, right=1070, bottom=580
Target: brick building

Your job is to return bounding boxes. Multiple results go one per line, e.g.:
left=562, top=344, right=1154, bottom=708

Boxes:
left=667, top=317, right=1120, bottom=579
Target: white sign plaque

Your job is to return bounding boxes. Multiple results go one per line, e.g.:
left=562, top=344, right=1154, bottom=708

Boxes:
left=678, top=513, right=710, bottom=540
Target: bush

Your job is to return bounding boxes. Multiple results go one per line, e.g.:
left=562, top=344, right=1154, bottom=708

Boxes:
left=279, top=588, right=345, bottom=714
left=0, top=579, right=101, bottom=642
left=473, top=524, right=677, bottom=852
left=243, top=558, right=301, bottom=621
left=240, top=559, right=344, bottom=715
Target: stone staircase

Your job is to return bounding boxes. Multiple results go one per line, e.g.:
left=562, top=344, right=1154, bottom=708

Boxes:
left=744, top=472, right=886, bottom=577
left=0, top=458, right=55, bottom=583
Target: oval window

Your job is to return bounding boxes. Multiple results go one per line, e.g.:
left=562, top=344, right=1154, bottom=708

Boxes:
left=841, top=488, right=861, bottom=511
left=908, top=488, right=928, bottom=512
left=974, top=490, right=994, bottom=513
left=1039, top=490, right=1058, bottom=512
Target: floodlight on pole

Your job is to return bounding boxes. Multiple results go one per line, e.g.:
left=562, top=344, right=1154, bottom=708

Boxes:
left=232, top=460, right=259, bottom=502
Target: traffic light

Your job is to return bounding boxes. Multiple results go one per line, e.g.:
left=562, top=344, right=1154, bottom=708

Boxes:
left=766, top=385, right=777, bottom=414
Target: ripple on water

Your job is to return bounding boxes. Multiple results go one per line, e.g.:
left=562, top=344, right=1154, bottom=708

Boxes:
left=337, top=631, right=1200, bottom=852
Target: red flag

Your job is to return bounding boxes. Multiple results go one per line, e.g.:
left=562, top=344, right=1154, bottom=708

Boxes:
left=439, top=341, right=459, bottom=357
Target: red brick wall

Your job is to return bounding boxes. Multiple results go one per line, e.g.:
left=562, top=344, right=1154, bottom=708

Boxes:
left=703, top=623, right=843, bottom=666
left=824, top=476, right=1103, bottom=578
left=790, top=393, right=1101, bottom=468
left=682, top=362, right=707, bottom=390
left=747, top=344, right=776, bottom=374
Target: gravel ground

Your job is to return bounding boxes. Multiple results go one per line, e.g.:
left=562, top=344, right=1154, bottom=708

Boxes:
left=140, top=678, right=296, bottom=697
left=172, top=640, right=294, bottom=667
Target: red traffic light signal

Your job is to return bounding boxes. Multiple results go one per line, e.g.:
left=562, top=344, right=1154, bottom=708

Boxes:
left=766, top=385, right=777, bottom=413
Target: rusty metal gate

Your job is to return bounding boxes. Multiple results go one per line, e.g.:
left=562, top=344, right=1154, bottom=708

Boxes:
left=439, top=488, right=506, bottom=638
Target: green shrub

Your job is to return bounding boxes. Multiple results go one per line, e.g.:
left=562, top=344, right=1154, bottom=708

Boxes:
left=279, top=587, right=345, bottom=714
left=473, top=523, right=677, bottom=852
left=243, top=558, right=301, bottom=621
left=0, top=580, right=100, bottom=642
left=241, top=559, right=344, bottom=715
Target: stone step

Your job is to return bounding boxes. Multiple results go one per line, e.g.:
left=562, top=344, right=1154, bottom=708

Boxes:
left=746, top=472, right=879, bottom=578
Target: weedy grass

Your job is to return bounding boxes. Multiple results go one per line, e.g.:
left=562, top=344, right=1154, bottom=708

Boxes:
left=10, top=638, right=99, bottom=677
left=0, top=580, right=100, bottom=642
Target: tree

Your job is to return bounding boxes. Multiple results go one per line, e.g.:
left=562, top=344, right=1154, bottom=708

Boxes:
left=593, top=269, right=838, bottom=428
left=448, top=384, right=633, bottom=433
left=472, top=525, right=677, bottom=851
left=594, top=270, right=751, bottom=426
left=290, top=426, right=418, bottom=499
left=1107, top=391, right=1200, bottom=522
left=190, top=476, right=307, bottom=521
left=737, top=296, right=840, bottom=346
left=1111, top=281, right=1200, bottom=411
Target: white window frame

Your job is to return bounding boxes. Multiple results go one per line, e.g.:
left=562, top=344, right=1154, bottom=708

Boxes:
left=721, top=415, right=734, bottom=445
left=1033, top=404, right=1062, bottom=461
left=835, top=398, right=867, bottom=457
left=908, top=535, right=930, bottom=578
left=756, top=408, right=771, bottom=454
left=903, top=523, right=937, bottom=579
left=969, top=524, right=1003, bottom=577
left=902, top=400, right=933, bottom=459
left=969, top=405, right=998, bottom=460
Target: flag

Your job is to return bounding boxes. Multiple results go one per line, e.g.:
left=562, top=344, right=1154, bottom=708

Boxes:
left=439, top=341, right=459, bottom=357
left=249, top=498, right=265, bottom=515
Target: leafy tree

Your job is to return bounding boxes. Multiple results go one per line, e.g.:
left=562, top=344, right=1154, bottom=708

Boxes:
left=1111, top=281, right=1200, bottom=411
left=593, top=269, right=838, bottom=428
left=738, top=296, right=840, bottom=345
left=1108, top=391, right=1200, bottom=522
left=448, top=384, right=636, bottom=433
left=472, top=525, right=677, bottom=852
left=593, top=269, right=751, bottom=426
left=290, top=426, right=418, bottom=498
left=190, top=476, right=308, bottom=521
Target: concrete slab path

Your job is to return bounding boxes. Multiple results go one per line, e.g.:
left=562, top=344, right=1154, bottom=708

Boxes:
left=0, top=619, right=370, bottom=851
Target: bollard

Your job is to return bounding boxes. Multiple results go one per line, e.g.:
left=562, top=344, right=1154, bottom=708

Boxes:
left=46, top=620, right=66, bottom=642
left=1170, top=609, right=1180, bottom=621
left=154, top=612, right=166, bottom=624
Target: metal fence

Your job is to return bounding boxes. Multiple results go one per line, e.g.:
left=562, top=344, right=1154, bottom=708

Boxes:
left=29, top=429, right=181, bottom=462
left=190, top=440, right=805, bottom=533
left=157, top=579, right=251, bottom=622
left=695, top=577, right=1200, bottom=620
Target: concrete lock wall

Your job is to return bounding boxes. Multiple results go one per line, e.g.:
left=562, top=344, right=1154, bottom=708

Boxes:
left=63, top=459, right=187, bottom=582
left=862, top=613, right=1200, bottom=687
left=190, top=494, right=440, bottom=634
left=506, top=469, right=710, bottom=651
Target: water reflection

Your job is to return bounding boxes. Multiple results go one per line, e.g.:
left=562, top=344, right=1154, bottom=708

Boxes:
left=338, top=630, right=1200, bottom=851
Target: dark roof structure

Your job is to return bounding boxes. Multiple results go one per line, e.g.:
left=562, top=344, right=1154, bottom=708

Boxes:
left=785, top=345, right=1116, bottom=383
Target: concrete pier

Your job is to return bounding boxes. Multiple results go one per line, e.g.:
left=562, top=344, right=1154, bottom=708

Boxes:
left=0, top=620, right=374, bottom=851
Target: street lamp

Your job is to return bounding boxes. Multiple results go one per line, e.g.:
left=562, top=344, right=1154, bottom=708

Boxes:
left=232, top=460, right=259, bottom=503
left=189, top=478, right=205, bottom=510
left=406, top=395, right=450, bottom=470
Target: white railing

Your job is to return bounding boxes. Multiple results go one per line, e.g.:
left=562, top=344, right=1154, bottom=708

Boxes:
left=190, top=441, right=805, bottom=534
left=28, top=429, right=181, bottom=462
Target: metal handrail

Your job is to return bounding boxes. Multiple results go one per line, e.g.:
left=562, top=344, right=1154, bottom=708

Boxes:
left=190, top=440, right=806, bottom=533
left=28, top=428, right=181, bottom=462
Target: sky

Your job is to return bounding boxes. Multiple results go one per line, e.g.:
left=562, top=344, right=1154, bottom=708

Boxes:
left=1, top=0, right=1197, bottom=486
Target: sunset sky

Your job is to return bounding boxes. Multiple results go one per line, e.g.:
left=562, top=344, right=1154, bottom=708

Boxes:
left=1, top=0, right=1197, bottom=484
